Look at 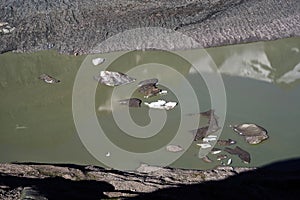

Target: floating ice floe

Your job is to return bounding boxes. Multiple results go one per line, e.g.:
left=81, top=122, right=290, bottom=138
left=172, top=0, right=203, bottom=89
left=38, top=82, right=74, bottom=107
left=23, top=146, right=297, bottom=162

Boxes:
left=217, top=154, right=227, bottom=161
left=207, top=135, right=217, bottom=138
left=39, top=74, right=60, bottom=84
left=203, top=137, right=217, bottom=142
left=196, top=143, right=212, bottom=149
left=210, top=148, right=222, bottom=155
left=166, top=144, right=183, bottom=152
left=15, top=124, right=28, bottom=130
left=277, top=63, right=300, bottom=84
left=291, top=47, right=299, bottom=53
left=144, top=100, right=177, bottom=110
left=227, top=158, right=232, bottom=165
left=94, top=71, right=136, bottom=86
left=92, top=58, right=105, bottom=66
left=159, top=90, right=168, bottom=95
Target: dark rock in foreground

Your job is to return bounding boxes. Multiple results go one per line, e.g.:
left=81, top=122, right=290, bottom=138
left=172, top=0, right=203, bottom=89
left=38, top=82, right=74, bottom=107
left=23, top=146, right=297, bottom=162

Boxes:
left=0, top=163, right=252, bottom=199
left=0, top=0, right=299, bottom=54
left=1, top=160, right=300, bottom=199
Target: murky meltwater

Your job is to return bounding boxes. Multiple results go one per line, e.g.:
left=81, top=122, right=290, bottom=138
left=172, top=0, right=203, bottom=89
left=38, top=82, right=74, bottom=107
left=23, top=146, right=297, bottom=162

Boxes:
left=0, top=37, right=299, bottom=170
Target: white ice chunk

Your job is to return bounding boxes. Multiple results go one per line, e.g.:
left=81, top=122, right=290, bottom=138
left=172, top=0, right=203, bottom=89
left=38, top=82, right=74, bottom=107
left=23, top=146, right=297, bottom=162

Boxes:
left=196, top=143, right=212, bottom=149
left=203, top=137, right=217, bottom=142
left=144, top=100, right=177, bottom=110
left=92, top=57, right=105, bottom=66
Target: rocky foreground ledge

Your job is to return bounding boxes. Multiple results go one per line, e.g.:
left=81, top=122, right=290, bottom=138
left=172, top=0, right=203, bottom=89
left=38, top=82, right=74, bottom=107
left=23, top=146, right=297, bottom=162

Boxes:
left=0, top=163, right=252, bottom=199
left=0, top=0, right=299, bottom=54
left=1, top=160, right=300, bottom=200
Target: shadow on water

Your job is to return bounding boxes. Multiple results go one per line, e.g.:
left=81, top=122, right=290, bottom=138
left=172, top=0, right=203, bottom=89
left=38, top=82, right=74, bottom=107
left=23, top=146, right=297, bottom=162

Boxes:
left=129, top=158, right=300, bottom=200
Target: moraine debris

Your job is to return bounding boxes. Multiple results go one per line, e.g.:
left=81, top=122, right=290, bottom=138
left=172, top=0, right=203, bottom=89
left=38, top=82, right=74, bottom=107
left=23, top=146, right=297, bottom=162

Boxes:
left=0, top=22, right=15, bottom=35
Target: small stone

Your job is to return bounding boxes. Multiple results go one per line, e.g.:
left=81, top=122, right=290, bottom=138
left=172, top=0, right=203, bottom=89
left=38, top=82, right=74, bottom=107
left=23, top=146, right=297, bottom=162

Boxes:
left=2, top=28, right=9, bottom=34
left=0, top=22, right=8, bottom=27
left=201, top=156, right=213, bottom=163
left=9, top=27, right=15, bottom=33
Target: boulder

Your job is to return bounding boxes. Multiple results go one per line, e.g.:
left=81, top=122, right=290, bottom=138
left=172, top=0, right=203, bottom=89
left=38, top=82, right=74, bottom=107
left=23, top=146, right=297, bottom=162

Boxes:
left=231, top=123, right=269, bottom=144
left=138, top=78, right=163, bottom=98
left=118, top=98, right=142, bottom=107
left=94, top=71, right=136, bottom=86
left=224, top=146, right=251, bottom=164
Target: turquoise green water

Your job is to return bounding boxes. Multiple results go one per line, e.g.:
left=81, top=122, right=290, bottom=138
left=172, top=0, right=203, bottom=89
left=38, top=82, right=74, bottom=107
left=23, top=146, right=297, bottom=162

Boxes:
left=0, top=37, right=299, bottom=170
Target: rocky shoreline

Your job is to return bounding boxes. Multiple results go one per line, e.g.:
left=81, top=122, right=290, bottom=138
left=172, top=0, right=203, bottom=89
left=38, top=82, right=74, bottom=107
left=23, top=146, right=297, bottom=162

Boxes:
left=0, top=0, right=299, bottom=54
left=1, top=160, right=300, bottom=199
left=0, top=163, right=253, bottom=199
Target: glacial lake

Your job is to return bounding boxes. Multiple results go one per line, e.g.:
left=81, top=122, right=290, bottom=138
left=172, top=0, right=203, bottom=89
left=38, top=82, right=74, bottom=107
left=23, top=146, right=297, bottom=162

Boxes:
left=0, top=37, right=299, bottom=170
